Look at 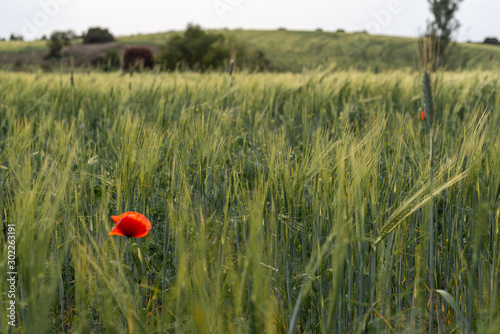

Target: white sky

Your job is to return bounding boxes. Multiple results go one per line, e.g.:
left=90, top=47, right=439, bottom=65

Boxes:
left=0, top=0, right=498, bottom=42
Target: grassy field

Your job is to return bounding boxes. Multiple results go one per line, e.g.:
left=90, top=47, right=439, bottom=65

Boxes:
left=2, top=29, right=500, bottom=71
left=0, top=68, right=499, bottom=333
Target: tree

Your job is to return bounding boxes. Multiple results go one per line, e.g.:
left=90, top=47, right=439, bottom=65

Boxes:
left=426, top=0, right=463, bottom=67
left=9, top=33, right=23, bottom=41
left=157, top=24, right=230, bottom=71
left=483, top=37, right=500, bottom=46
left=45, top=31, right=73, bottom=59
left=83, top=27, right=114, bottom=44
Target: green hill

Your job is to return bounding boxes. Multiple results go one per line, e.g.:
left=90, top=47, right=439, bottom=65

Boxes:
left=1, top=29, right=500, bottom=71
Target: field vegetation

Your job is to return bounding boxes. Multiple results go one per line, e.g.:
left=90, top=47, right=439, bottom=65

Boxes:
left=0, top=67, right=499, bottom=333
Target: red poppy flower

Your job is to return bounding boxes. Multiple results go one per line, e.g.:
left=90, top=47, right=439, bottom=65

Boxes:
left=421, top=111, right=427, bottom=120
left=108, top=212, right=151, bottom=238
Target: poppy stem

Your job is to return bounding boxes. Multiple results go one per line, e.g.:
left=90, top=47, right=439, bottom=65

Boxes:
left=125, top=237, right=134, bottom=287
left=120, top=237, right=129, bottom=259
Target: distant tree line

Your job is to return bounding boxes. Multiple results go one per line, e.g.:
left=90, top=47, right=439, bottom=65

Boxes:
left=9, top=34, right=24, bottom=41
left=40, top=24, right=274, bottom=72
left=45, top=27, right=114, bottom=59
left=83, top=24, right=275, bottom=72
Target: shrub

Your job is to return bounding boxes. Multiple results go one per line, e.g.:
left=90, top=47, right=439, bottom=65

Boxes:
left=45, top=31, right=73, bottom=59
left=483, top=37, right=500, bottom=46
left=99, top=48, right=121, bottom=71
left=157, top=24, right=230, bottom=71
left=123, top=47, right=154, bottom=70
left=83, top=27, right=114, bottom=44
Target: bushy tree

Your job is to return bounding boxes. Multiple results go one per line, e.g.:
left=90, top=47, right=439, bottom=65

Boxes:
left=157, top=24, right=230, bottom=71
left=426, top=0, right=463, bottom=67
left=45, top=31, right=74, bottom=59
left=158, top=24, right=274, bottom=72
left=483, top=37, right=500, bottom=46
left=83, top=27, right=114, bottom=44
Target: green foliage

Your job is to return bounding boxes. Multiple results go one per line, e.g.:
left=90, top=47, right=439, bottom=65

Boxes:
left=45, top=31, right=74, bottom=59
left=100, top=48, right=120, bottom=71
left=157, top=24, right=230, bottom=71
left=484, top=37, right=500, bottom=46
left=157, top=24, right=274, bottom=72
left=83, top=27, right=115, bottom=44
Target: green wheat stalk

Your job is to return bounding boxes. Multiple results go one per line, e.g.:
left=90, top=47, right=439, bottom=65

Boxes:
left=423, top=70, right=435, bottom=334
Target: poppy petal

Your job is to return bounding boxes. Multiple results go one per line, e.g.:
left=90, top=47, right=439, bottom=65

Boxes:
left=111, top=212, right=131, bottom=224
left=108, top=225, right=127, bottom=236
left=108, top=212, right=152, bottom=238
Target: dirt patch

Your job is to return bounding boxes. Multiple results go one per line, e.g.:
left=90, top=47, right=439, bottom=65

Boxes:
left=62, top=42, right=125, bottom=66
left=0, top=52, right=50, bottom=65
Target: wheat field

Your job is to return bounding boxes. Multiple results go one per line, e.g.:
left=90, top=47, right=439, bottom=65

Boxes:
left=0, top=68, right=499, bottom=333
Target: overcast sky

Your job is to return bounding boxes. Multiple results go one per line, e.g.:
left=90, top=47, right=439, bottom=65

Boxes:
left=0, top=0, right=498, bottom=42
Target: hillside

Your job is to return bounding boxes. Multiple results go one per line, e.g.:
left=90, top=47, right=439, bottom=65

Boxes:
left=1, top=29, right=500, bottom=71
